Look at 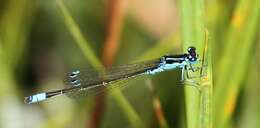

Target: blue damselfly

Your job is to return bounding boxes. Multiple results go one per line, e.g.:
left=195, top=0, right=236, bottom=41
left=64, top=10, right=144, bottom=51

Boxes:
left=25, top=46, right=201, bottom=104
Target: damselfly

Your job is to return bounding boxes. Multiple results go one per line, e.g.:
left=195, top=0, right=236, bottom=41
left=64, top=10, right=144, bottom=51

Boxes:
left=24, top=46, right=201, bottom=104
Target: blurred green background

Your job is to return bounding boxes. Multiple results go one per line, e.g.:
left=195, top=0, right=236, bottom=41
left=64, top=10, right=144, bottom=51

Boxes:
left=0, top=0, right=259, bottom=128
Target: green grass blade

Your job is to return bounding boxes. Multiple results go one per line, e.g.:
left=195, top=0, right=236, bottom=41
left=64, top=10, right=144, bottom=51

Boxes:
left=179, top=0, right=206, bottom=127
left=0, top=0, right=35, bottom=68
left=199, top=30, right=213, bottom=128
left=56, top=0, right=144, bottom=127
left=214, top=0, right=260, bottom=127
left=56, top=0, right=102, bottom=69
left=239, top=60, right=260, bottom=128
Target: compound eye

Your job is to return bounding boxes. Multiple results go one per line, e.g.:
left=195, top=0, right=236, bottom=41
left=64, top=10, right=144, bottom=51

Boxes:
left=188, top=46, right=196, bottom=53
left=188, top=46, right=196, bottom=55
left=187, top=46, right=197, bottom=62
left=188, top=55, right=197, bottom=62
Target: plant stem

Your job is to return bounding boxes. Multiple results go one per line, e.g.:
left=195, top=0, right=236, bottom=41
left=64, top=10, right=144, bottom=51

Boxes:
left=214, top=0, right=260, bottom=127
left=199, top=30, right=213, bottom=128
left=179, top=0, right=207, bottom=127
left=57, top=0, right=144, bottom=127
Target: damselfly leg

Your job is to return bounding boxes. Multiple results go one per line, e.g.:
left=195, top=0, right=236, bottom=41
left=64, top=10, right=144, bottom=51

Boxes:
left=180, top=45, right=208, bottom=89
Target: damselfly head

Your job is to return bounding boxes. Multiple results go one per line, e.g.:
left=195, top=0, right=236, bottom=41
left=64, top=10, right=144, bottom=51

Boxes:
left=187, top=46, right=198, bottom=62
